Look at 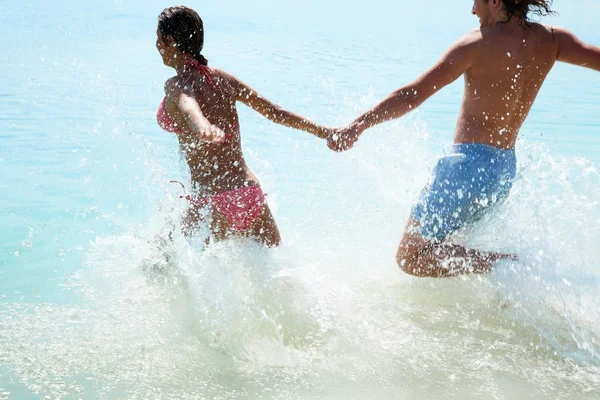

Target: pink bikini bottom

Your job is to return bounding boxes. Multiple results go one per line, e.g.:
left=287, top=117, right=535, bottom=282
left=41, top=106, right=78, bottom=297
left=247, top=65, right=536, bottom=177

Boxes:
left=205, top=186, right=266, bottom=231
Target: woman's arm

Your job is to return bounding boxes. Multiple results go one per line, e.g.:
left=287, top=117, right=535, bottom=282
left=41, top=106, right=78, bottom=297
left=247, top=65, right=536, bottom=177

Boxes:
left=229, top=75, right=330, bottom=139
left=165, top=80, right=225, bottom=142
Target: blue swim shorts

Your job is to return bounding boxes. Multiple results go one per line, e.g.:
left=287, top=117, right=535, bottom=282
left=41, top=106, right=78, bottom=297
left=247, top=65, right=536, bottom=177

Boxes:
left=410, top=143, right=516, bottom=242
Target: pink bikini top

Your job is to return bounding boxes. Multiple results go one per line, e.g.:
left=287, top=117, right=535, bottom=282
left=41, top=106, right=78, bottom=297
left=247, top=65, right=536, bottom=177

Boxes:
left=156, top=58, right=217, bottom=135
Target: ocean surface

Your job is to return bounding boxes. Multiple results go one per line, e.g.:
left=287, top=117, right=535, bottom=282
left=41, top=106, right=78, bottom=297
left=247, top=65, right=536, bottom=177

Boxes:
left=1, top=0, right=599, bottom=398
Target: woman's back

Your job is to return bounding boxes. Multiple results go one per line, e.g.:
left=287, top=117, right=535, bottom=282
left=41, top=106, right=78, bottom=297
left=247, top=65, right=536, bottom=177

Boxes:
left=163, top=65, right=254, bottom=192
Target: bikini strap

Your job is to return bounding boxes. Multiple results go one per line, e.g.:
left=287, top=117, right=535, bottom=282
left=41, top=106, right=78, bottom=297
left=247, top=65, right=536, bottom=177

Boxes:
left=170, top=180, right=205, bottom=207
left=179, top=58, right=217, bottom=91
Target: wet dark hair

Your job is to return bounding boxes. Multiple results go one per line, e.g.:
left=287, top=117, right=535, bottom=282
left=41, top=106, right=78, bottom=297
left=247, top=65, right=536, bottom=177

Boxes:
left=158, top=6, right=208, bottom=65
left=498, top=0, right=556, bottom=26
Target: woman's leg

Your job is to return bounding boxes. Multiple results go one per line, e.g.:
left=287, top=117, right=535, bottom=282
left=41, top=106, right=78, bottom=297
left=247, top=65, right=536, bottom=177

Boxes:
left=203, top=203, right=281, bottom=247
left=181, top=205, right=202, bottom=237
left=209, top=206, right=233, bottom=242
left=180, top=203, right=230, bottom=245
left=247, top=204, right=281, bottom=247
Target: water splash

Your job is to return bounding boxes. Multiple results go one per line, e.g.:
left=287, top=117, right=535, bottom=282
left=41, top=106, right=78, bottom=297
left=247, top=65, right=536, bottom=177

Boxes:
left=2, top=125, right=600, bottom=398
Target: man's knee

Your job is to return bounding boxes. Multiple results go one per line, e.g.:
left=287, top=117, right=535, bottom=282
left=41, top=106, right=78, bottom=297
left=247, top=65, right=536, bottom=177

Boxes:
left=397, top=219, right=436, bottom=277
left=396, top=241, right=426, bottom=276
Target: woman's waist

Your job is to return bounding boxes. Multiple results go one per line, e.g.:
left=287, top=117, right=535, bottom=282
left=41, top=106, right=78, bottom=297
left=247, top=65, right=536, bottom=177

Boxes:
left=189, top=169, right=260, bottom=197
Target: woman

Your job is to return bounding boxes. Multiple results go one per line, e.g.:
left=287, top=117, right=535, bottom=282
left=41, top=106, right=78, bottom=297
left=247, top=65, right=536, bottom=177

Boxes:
left=329, top=0, right=600, bottom=276
left=156, top=6, right=330, bottom=247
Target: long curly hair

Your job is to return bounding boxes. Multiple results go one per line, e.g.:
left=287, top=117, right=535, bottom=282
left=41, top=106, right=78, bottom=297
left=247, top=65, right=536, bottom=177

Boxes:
left=500, top=0, right=557, bottom=26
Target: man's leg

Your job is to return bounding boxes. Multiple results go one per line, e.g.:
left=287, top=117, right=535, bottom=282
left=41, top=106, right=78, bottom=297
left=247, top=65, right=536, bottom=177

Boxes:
left=396, top=218, right=516, bottom=278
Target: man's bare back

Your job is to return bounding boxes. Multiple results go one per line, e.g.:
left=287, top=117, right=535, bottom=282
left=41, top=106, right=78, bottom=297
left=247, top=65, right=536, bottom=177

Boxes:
left=457, top=22, right=557, bottom=149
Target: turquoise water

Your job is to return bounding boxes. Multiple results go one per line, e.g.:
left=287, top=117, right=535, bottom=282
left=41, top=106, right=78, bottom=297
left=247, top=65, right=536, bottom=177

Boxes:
left=1, top=0, right=599, bottom=398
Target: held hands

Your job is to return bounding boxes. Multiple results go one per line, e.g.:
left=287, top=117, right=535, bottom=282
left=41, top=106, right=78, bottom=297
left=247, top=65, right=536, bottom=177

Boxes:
left=326, top=122, right=363, bottom=152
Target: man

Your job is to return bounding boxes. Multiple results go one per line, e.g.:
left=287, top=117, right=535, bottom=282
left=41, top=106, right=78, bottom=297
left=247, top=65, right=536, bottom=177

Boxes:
left=329, top=0, right=600, bottom=277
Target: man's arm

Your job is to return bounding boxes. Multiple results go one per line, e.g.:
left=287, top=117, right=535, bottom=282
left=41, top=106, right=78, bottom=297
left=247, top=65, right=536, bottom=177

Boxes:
left=329, top=32, right=479, bottom=151
left=554, top=26, right=600, bottom=71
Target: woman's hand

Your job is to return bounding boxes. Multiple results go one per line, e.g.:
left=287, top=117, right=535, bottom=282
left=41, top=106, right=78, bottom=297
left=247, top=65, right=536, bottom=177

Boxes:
left=327, top=123, right=363, bottom=152
left=198, top=124, right=226, bottom=143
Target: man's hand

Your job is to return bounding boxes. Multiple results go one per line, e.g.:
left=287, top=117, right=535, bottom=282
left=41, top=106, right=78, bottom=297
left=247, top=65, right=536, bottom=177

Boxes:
left=327, top=123, right=362, bottom=152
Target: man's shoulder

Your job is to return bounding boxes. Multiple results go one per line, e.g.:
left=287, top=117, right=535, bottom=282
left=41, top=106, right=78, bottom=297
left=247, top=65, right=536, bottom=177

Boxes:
left=543, top=24, right=574, bottom=39
left=528, top=22, right=561, bottom=40
left=455, top=29, right=484, bottom=44
left=450, top=29, right=484, bottom=51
